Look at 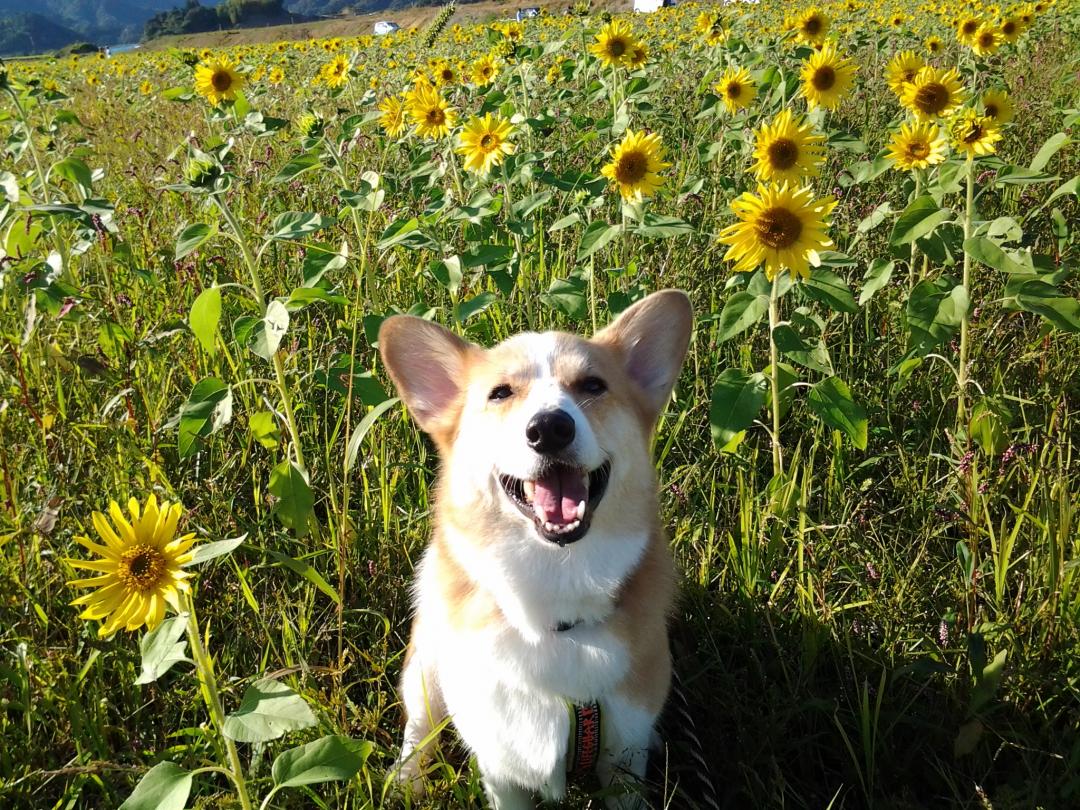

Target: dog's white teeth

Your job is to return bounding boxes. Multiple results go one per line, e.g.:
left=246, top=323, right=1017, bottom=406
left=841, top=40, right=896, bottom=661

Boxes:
left=523, top=480, right=535, bottom=502
left=575, top=500, right=586, bottom=520
left=543, top=519, right=581, bottom=535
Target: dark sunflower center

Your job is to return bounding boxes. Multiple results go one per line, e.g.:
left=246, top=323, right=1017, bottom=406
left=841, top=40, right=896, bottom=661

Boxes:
left=427, top=108, right=445, bottom=125
left=1002, top=21, right=1016, bottom=34
left=615, top=151, right=647, bottom=184
left=903, top=69, right=917, bottom=82
left=756, top=207, right=803, bottom=250
left=914, top=82, right=949, bottom=114
left=441, top=69, right=453, bottom=81
left=608, top=39, right=627, bottom=57
left=767, top=138, right=799, bottom=170
left=119, top=544, right=166, bottom=591
left=978, top=32, right=995, bottom=46
left=480, top=133, right=495, bottom=148
left=211, top=70, right=233, bottom=92
left=812, top=66, right=836, bottom=91
left=906, top=140, right=931, bottom=160
left=804, top=18, right=821, bottom=35
left=726, top=81, right=742, bottom=98
left=962, top=20, right=978, bottom=35
left=963, top=123, right=984, bottom=144
left=985, top=103, right=999, bottom=118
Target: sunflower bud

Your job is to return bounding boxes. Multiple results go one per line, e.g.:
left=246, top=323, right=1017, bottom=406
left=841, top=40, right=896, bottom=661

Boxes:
left=297, top=113, right=325, bottom=138
left=184, top=157, right=219, bottom=188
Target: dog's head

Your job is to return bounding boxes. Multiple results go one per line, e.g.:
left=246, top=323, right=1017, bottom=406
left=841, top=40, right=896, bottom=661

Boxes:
left=378, top=290, right=692, bottom=547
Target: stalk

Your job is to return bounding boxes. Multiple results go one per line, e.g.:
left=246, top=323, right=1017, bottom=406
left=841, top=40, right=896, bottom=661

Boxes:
left=182, top=591, right=253, bottom=810
left=908, top=169, right=922, bottom=289
left=214, top=196, right=307, bottom=473
left=768, top=274, right=783, bottom=480
left=956, top=156, right=974, bottom=427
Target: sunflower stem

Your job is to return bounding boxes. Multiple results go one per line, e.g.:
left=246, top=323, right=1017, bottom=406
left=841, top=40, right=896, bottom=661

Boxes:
left=908, top=169, right=922, bottom=289
left=182, top=591, right=254, bottom=810
left=214, top=195, right=307, bottom=474
left=956, top=156, right=975, bottom=429
left=768, top=273, right=784, bottom=480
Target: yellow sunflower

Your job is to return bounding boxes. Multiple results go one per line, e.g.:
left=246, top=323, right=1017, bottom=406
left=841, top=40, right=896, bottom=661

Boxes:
left=409, top=85, right=457, bottom=140
left=320, top=54, right=350, bottom=88
left=901, top=66, right=967, bottom=120
left=751, top=110, right=825, bottom=184
left=885, top=50, right=925, bottom=96
left=886, top=121, right=949, bottom=171
left=800, top=43, right=858, bottom=111
left=379, top=95, right=407, bottom=137
left=981, top=89, right=1014, bottom=124
left=66, top=495, right=197, bottom=637
left=949, top=110, right=1001, bottom=157
left=718, top=183, right=837, bottom=282
left=971, top=24, right=1001, bottom=55
left=471, top=53, right=498, bottom=86
left=714, top=65, right=756, bottom=114
left=600, top=129, right=671, bottom=203
left=269, top=66, right=284, bottom=85
left=590, top=20, right=637, bottom=68
left=999, top=16, right=1023, bottom=42
left=926, top=36, right=944, bottom=54
left=956, top=15, right=982, bottom=45
left=194, top=57, right=245, bottom=105
left=456, top=113, right=516, bottom=174
left=432, top=59, right=459, bottom=87
left=791, top=8, right=830, bottom=44
left=627, top=40, right=649, bottom=69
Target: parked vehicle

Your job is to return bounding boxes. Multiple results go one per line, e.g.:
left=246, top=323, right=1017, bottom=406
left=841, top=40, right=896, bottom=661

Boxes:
left=515, top=7, right=540, bottom=21
left=374, top=20, right=400, bottom=35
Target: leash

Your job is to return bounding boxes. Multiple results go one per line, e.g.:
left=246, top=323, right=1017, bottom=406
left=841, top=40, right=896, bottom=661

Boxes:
left=565, top=700, right=602, bottom=775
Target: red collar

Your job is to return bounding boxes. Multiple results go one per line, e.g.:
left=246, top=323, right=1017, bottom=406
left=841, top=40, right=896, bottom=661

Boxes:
left=566, top=701, right=601, bottom=775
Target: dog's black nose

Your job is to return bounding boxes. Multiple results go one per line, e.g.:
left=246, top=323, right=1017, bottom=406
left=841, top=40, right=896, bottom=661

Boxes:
left=526, top=409, right=576, bottom=454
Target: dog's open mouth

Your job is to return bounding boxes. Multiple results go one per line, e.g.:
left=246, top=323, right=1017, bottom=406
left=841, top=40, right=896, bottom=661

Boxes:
left=498, top=460, right=611, bottom=546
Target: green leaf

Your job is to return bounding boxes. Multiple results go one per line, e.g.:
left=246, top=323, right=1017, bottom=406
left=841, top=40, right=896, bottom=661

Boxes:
left=541, top=277, right=588, bottom=320
left=345, top=397, right=400, bottom=473
left=430, top=255, right=463, bottom=294
left=709, top=369, right=769, bottom=452
left=548, top=213, right=581, bottom=232
left=455, top=293, right=498, bottom=323
left=271, top=735, right=371, bottom=790
left=302, top=243, right=348, bottom=287
left=576, top=221, right=621, bottom=261
left=249, top=300, right=290, bottom=360
left=178, top=378, right=233, bottom=458
left=271, top=212, right=336, bottom=241
left=807, top=377, right=867, bottom=450
left=222, top=678, right=317, bottom=743
left=249, top=411, right=281, bottom=449
left=963, top=237, right=1032, bottom=274
left=189, top=287, right=221, bottom=355
left=890, top=196, right=953, bottom=246
left=716, top=291, right=769, bottom=342
left=1046, top=175, right=1079, bottom=204
left=286, top=287, right=348, bottom=310
left=1012, top=280, right=1080, bottom=332
left=270, top=152, right=321, bottom=184
left=135, top=616, right=189, bottom=685
left=269, top=461, right=314, bottom=537
left=175, top=223, right=213, bottom=260
left=1029, top=133, right=1069, bottom=172
left=905, top=280, right=968, bottom=357
left=859, top=259, right=894, bottom=305
left=800, top=266, right=859, bottom=314
left=266, top=548, right=340, bottom=603
left=50, top=157, right=93, bottom=196
left=635, top=213, right=695, bottom=238
left=970, top=649, right=1008, bottom=714
left=773, top=323, right=833, bottom=374
left=185, top=535, right=247, bottom=566
left=119, top=762, right=192, bottom=810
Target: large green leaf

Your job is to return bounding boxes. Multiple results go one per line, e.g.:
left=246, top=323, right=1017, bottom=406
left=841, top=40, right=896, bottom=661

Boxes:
left=271, top=211, right=336, bottom=241
left=716, top=291, right=769, bottom=342
left=807, top=377, right=867, bottom=450
left=269, top=460, right=314, bottom=537
left=270, top=152, right=322, bottom=184
left=709, top=369, right=769, bottom=453
left=178, top=378, right=233, bottom=458
left=1011, top=280, right=1080, bottom=332
left=249, top=300, right=290, bottom=360
left=189, top=286, right=221, bottom=355
left=772, top=323, right=833, bottom=374
left=119, top=762, right=192, bottom=810
left=1029, top=132, right=1069, bottom=172
left=271, top=735, right=371, bottom=790
left=541, top=277, right=588, bottom=320
left=175, top=223, right=214, bottom=261
left=576, top=220, right=621, bottom=261
left=222, top=678, right=317, bottom=743
left=135, top=616, right=189, bottom=685
left=890, top=195, right=953, bottom=246
left=963, top=237, right=1032, bottom=274
left=50, top=157, right=93, bottom=197
left=800, top=266, right=859, bottom=314
left=905, top=280, right=968, bottom=357
left=859, top=259, right=894, bottom=305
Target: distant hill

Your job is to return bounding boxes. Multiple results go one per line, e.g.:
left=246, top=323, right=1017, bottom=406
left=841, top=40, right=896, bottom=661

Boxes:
left=0, top=11, right=83, bottom=55
left=143, top=0, right=309, bottom=40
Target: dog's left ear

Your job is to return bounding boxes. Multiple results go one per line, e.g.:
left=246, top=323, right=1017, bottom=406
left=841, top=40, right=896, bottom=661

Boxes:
left=594, top=289, right=693, bottom=420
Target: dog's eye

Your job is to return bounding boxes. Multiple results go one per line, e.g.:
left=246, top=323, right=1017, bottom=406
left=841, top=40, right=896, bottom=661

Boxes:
left=488, top=384, right=513, bottom=401
left=579, top=376, right=607, bottom=395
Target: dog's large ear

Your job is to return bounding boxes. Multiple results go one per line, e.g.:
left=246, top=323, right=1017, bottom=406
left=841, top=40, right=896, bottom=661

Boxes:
left=378, top=316, right=476, bottom=438
left=594, top=290, right=693, bottom=420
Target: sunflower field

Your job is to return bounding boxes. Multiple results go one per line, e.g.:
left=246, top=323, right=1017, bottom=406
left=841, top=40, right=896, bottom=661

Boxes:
left=1, top=0, right=1079, bottom=805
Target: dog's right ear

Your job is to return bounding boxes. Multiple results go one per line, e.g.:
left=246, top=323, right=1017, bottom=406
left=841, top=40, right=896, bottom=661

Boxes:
left=378, top=316, right=475, bottom=437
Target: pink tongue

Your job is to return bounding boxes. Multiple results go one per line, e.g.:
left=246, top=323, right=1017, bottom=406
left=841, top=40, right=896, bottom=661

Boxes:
left=531, top=468, right=588, bottom=525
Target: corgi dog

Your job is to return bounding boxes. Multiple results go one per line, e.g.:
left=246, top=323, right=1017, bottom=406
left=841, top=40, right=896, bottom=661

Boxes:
left=378, top=289, right=693, bottom=809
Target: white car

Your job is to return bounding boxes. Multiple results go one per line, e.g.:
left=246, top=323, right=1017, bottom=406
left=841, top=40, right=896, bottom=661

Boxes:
left=374, top=21, right=400, bottom=35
